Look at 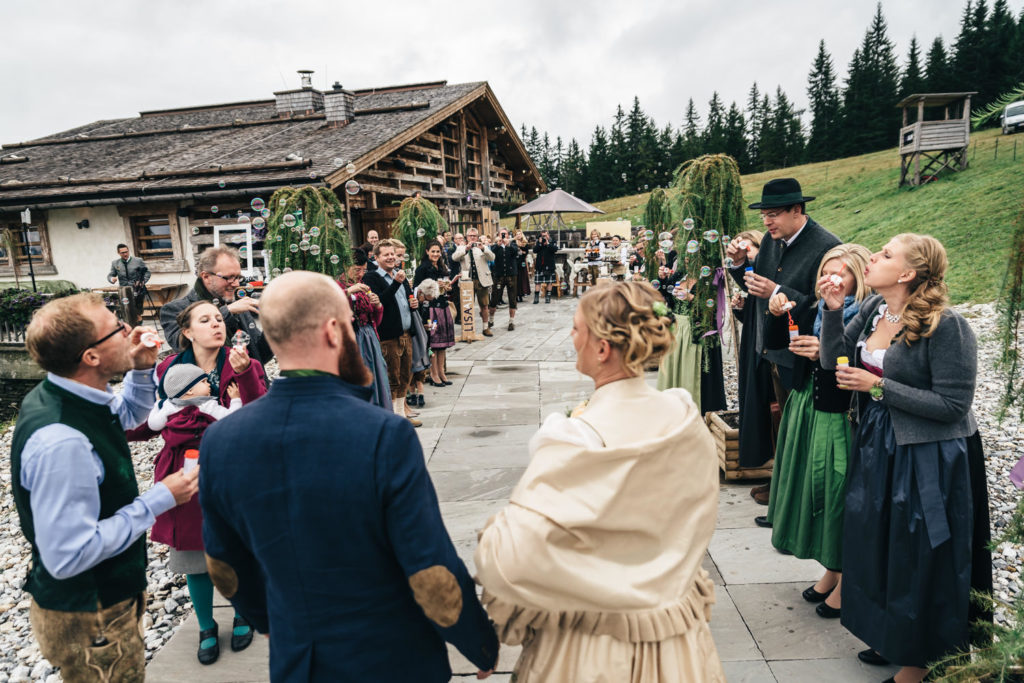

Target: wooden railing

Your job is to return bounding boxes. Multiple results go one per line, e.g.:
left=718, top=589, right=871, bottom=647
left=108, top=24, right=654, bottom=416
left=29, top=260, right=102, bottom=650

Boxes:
left=899, top=120, right=969, bottom=153
left=0, top=321, right=27, bottom=343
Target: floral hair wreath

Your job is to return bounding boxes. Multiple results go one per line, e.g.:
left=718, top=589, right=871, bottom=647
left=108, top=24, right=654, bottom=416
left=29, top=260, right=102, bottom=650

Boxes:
left=652, top=300, right=676, bottom=323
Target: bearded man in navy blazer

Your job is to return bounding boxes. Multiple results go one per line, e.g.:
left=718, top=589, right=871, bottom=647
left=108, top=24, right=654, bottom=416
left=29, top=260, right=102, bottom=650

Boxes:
left=198, top=271, right=498, bottom=682
left=727, top=178, right=841, bottom=505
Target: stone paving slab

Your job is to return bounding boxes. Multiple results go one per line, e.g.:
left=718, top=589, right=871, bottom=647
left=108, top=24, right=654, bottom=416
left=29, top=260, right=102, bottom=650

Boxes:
left=147, top=295, right=876, bottom=682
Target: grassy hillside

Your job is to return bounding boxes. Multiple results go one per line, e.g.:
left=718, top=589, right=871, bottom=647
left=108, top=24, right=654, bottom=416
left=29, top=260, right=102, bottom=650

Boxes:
left=505, top=128, right=1024, bottom=304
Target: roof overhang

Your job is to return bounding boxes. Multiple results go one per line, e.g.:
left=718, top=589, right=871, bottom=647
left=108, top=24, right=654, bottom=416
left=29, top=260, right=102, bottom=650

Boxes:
left=897, top=92, right=978, bottom=108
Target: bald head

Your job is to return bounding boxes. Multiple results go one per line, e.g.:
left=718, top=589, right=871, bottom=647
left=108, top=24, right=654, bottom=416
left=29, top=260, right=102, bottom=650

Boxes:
left=261, top=271, right=350, bottom=355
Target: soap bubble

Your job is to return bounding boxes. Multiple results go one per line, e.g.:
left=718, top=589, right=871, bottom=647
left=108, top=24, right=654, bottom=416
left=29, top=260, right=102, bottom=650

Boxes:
left=235, top=288, right=247, bottom=299
left=250, top=198, right=265, bottom=212
left=333, top=157, right=344, bottom=166
left=334, top=218, right=343, bottom=227
left=644, top=184, right=649, bottom=190
left=289, top=243, right=299, bottom=253
left=310, top=244, right=321, bottom=256
left=651, top=280, right=660, bottom=288
left=239, top=246, right=248, bottom=257
left=683, top=218, right=695, bottom=230
left=121, top=297, right=129, bottom=305
left=261, top=208, right=271, bottom=218
left=686, top=240, right=699, bottom=254
left=705, top=298, right=715, bottom=308
left=644, top=230, right=654, bottom=240
left=248, top=322, right=256, bottom=329
left=299, top=240, right=310, bottom=251
left=279, top=198, right=287, bottom=207
left=704, top=229, right=720, bottom=243
left=724, top=257, right=734, bottom=268
left=309, top=226, right=320, bottom=237
left=617, top=217, right=623, bottom=221
left=330, top=254, right=340, bottom=265
left=282, top=267, right=293, bottom=273
left=217, top=180, right=226, bottom=189
left=232, top=330, right=250, bottom=348
left=237, top=215, right=250, bottom=224
left=283, top=214, right=296, bottom=228
left=271, top=268, right=282, bottom=277
left=309, top=171, right=318, bottom=180
left=659, top=231, right=672, bottom=241
left=211, top=205, right=219, bottom=214
left=275, top=235, right=282, bottom=242
left=344, top=180, right=361, bottom=195
left=659, top=240, right=673, bottom=249
left=346, top=162, right=356, bottom=174
left=416, top=228, right=426, bottom=237
left=252, top=217, right=266, bottom=230
left=191, top=226, right=200, bottom=235
left=700, top=266, right=711, bottom=278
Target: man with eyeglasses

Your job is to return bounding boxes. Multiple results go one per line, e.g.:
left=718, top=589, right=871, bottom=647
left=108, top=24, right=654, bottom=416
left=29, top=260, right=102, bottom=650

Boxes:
left=11, top=293, right=199, bottom=682
left=161, top=245, right=272, bottom=364
left=725, top=178, right=841, bottom=508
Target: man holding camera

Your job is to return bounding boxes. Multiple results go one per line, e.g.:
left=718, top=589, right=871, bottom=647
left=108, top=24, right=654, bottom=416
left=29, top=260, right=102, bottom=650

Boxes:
left=452, top=228, right=495, bottom=336
left=489, top=230, right=519, bottom=331
left=532, top=230, right=558, bottom=304
left=107, top=244, right=151, bottom=327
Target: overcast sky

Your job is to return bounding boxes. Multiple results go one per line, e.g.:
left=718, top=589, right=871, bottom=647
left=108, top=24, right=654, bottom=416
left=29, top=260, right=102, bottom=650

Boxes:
left=2, top=0, right=1019, bottom=150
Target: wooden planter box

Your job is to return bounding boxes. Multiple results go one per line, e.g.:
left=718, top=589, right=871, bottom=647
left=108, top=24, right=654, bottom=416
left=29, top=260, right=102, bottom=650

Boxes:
left=706, top=411, right=773, bottom=480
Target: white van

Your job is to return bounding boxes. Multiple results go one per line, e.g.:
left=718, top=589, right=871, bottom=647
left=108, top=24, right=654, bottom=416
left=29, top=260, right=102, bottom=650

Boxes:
left=1002, top=100, right=1024, bottom=135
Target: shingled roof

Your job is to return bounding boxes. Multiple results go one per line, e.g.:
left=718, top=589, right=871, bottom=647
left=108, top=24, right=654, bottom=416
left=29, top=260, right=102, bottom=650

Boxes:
left=0, top=80, right=538, bottom=210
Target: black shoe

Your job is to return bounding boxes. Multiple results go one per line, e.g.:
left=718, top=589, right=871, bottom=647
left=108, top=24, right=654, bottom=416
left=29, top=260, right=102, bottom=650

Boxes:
left=802, top=584, right=835, bottom=603
left=816, top=602, right=841, bottom=619
left=405, top=393, right=416, bottom=406
left=198, top=624, right=220, bottom=665
left=857, top=649, right=890, bottom=666
left=545, top=295, right=551, bottom=303
left=881, top=679, right=895, bottom=683
left=416, top=394, right=425, bottom=408
left=534, top=293, right=540, bottom=304
left=442, top=380, right=453, bottom=386
left=230, top=616, right=253, bottom=652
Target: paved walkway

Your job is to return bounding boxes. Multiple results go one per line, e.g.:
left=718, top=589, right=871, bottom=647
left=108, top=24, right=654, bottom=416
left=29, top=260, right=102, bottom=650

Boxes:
left=147, top=294, right=897, bottom=682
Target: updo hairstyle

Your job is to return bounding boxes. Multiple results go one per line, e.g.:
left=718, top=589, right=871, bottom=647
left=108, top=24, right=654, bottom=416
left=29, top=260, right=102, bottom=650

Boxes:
left=577, top=281, right=675, bottom=376
left=893, top=233, right=949, bottom=345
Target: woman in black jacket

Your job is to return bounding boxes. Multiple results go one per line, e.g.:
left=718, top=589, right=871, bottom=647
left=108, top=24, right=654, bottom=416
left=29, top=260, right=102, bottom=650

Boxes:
left=414, top=240, right=455, bottom=386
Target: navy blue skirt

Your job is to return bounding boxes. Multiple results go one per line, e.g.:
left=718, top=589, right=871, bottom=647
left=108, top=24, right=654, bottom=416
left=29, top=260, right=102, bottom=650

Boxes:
left=841, top=399, right=974, bottom=667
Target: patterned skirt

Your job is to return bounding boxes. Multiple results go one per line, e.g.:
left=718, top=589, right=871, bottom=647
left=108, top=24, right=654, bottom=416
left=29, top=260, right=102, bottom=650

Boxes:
left=428, top=306, right=456, bottom=350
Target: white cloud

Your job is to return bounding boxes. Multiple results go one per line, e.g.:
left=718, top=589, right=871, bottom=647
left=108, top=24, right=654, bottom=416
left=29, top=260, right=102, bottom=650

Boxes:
left=0, top=0, right=1014, bottom=148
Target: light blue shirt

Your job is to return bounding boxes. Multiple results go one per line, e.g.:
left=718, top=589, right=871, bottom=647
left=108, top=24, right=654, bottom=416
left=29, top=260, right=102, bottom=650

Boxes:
left=378, top=266, right=412, bottom=331
left=18, top=371, right=176, bottom=580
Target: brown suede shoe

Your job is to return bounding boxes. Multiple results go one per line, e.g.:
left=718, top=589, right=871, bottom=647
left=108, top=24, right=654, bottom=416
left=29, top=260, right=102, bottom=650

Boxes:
left=753, top=490, right=770, bottom=505
left=482, top=329, right=493, bottom=337
left=750, top=483, right=770, bottom=499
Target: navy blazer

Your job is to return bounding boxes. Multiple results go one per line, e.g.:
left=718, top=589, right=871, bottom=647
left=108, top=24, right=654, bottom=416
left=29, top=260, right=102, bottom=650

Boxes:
left=199, top=375, right=498, bottom=682
left=362, top=269, right=413, bottom=342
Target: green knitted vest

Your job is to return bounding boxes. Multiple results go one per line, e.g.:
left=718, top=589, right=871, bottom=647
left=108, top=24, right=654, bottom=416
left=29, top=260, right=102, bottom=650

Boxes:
left=10, top=379, right=147, bottom=612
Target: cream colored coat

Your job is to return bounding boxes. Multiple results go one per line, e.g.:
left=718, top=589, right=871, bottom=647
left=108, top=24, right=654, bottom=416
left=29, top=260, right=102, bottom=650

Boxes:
left=475, top=377, right=724, bottom=683
left=451, top=243, right=495, bottom=288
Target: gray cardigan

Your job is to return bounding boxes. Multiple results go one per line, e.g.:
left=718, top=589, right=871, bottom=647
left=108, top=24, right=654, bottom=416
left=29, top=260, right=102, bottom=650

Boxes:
left=820, top=294, right=977, bottom=446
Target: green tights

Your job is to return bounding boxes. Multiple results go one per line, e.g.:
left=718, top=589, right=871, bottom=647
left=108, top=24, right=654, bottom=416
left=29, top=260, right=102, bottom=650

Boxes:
left=185, top=573, right=251, bottom=648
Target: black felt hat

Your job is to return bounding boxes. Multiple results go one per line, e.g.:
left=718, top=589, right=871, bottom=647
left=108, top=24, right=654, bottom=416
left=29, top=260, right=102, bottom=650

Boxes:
left=748, top=178, right=816, bottom=209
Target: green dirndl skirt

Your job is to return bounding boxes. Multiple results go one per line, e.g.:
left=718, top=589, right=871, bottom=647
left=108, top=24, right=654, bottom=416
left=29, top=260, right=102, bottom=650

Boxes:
left=765, top=379, right=850, bottom=569
left=656, top=314, right=702, bottom=410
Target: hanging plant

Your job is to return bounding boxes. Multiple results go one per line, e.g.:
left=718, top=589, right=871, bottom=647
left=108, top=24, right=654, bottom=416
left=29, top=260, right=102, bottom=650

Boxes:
left=265, top=186, right=353, bottom=279
left=642, top=187, right=673, bottom=281
left=670, top=154, right=745, bottom=345
left=392, top=196, right=449, bottom=267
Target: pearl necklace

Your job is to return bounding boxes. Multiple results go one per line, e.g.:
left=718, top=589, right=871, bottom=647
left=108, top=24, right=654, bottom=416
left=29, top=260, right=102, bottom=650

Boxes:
left=883, top=305, right=902, bottom=324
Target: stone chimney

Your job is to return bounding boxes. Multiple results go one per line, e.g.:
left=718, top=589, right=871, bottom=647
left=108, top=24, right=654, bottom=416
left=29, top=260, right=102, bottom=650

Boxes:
left=274, top=70, right=323, bottom=116
left=324, top=82, right=356, bottom=127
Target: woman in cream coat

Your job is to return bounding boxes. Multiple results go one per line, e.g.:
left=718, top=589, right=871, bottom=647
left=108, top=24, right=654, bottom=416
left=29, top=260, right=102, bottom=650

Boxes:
left=475, top=281, right=724, bottom=683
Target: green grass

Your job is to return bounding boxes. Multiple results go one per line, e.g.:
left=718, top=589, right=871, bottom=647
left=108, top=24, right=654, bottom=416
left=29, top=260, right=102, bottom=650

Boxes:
left=504, top=128, right=1024, bottom=304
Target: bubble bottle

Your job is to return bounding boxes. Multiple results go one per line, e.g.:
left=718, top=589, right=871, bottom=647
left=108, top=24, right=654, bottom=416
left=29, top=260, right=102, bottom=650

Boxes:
left=183, top=449, right=199, bottom=474
left=140, top=331, right=160, bottom=348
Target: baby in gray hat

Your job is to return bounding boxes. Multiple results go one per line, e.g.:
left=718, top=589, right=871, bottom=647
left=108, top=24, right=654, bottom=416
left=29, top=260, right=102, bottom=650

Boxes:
left=148, top=363, right=242, bottom=431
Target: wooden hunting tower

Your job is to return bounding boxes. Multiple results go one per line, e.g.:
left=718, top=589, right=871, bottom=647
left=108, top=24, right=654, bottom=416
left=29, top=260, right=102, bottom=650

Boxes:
left=897, top=92, right=977, bottom=187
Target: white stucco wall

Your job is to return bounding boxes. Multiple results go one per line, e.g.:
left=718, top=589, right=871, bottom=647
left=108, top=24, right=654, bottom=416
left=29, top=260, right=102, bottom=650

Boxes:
left=14, top=206, right=195, bottom=291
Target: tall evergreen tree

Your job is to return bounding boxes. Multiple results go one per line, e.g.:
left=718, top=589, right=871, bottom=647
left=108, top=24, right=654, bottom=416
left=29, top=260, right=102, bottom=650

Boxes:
left=988, top=0, right=1019, bottom=95
left=560, top=138, right=587, bottom=196
left=745, top=82, right=765, bottom=170
left=952, top=1, right=990, bottom=100
left=806, top=40, right=842, bottom=162
left=609, top=105, right=628, bottom=193
left=585, top=125, right=615, bottom=201
left=924, top=36, right=953, bottom=91
left=840, top=3, right=900, bottom=155
left=680, top=98, right=703, bottom=161
left=723, top=102, right=750, bottom=171
left=702, top=92, right=728, bottom=153
left=900, top=35, right=927, bottom=98
left=657, top=124, right=675, bottom=187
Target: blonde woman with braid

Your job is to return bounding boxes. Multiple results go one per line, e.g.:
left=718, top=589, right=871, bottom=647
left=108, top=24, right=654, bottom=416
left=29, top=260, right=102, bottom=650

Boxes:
left=818, top=234, right=991, bottom=683
left=475, top=281, right=724, bottom=682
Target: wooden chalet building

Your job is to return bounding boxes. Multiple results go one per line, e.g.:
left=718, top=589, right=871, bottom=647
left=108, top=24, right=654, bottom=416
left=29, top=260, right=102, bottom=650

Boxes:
left=0, top=73, right=545, bottom=291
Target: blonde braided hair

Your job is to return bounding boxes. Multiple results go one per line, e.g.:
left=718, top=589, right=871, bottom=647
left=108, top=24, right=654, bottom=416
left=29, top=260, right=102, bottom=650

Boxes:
left=893, top=233, right=949, bottom=345
left=577, top=281, right=675, bottom=376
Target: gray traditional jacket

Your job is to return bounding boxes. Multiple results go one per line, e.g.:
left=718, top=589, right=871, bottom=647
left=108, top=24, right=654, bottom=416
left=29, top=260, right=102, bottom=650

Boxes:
left=108, top=257, right=151, bottom=286
left=820, top=293, right=978, bottom=446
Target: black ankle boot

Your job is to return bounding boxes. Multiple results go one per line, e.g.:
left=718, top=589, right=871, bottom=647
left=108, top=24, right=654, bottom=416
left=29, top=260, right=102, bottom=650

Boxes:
left=533, top=292, right=540, bottom=304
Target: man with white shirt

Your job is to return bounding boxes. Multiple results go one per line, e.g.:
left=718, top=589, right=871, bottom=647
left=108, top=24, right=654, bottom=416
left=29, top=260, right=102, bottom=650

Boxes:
left=11, top=293, right=198, bottom=682
left=725, top=178, right=840, bottom=505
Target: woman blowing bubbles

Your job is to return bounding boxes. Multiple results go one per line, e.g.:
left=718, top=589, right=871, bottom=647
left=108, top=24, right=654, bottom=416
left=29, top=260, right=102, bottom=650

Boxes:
left=475, top=281, right=725, bottom=682
left=818, top=234, right=991, bottom=683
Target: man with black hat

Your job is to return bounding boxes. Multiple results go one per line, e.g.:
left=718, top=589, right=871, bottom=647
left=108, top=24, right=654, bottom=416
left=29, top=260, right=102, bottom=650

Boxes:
left=726, top=178, right=841, bottom=507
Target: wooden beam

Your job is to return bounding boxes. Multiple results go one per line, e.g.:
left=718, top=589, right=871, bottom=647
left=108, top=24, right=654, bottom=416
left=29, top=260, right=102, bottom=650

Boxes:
left=458, top=111, right=468, bottom=192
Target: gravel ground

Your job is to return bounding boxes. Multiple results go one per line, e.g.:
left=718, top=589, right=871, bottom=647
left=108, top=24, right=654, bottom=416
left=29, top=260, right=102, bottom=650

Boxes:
left=0, top=309, right=1021, bottom=679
